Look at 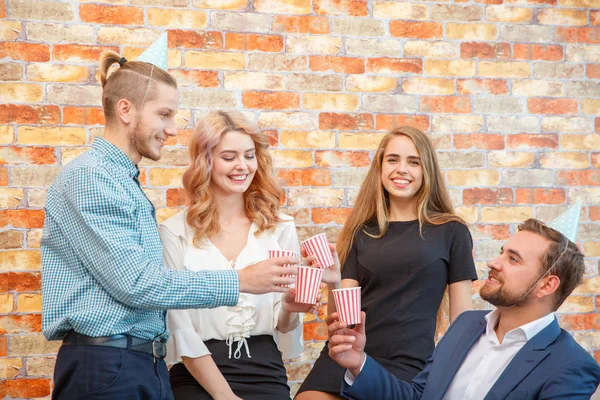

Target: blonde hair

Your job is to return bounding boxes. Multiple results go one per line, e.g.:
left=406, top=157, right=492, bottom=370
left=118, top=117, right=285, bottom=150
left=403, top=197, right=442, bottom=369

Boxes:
left=337, top=127, right=468, bottom=335
left=99, top=50, right=177, bottom=124
left=183, top=111, right=283, bottom=248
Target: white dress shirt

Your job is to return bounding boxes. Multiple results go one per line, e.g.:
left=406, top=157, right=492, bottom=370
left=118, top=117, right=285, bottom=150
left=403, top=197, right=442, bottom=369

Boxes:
left=443, top=309, right=555, bottom=400
left=159, top=211, right=304, bottom=365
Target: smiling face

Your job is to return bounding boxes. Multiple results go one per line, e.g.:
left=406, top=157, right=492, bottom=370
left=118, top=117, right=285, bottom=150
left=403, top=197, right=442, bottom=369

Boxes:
left=380, top=135, right=424, bottom=208
left=210, top=130, right=258, bottom=196
left=480, top=230, right=552, bottom=308
left=129, top=82, right=179, bottom=162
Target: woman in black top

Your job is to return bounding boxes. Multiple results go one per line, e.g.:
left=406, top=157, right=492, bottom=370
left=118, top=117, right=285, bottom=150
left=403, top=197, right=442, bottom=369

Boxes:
left=296, top=127, right=478, bottom=399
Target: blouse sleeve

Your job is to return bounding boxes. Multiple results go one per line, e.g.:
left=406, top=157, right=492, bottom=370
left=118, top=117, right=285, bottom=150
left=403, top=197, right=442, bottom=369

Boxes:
left=447, top=222, right=478, bottom=284
left=341, top=237, right=360, bottom=281
left=159, top=223, right=211, bottom=364
left=272, top=219, right=304, bottom=360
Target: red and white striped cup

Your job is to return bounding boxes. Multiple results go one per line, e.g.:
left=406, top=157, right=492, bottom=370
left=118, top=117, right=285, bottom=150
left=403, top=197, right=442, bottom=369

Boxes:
left=268, top=249, right=298, bottom=288
left=332, top=287, right=362, bottom=326
left=301, top=233, right=334, bottom=269
left=295, top=266, right=323, bottom=304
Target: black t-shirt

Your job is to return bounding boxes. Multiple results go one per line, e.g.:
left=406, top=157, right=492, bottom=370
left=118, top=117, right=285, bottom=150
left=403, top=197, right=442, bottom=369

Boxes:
left=341, top=219, right=477, bottom=379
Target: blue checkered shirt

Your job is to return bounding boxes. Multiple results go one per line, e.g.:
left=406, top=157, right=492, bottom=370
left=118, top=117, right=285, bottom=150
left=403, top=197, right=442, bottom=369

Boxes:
left=41, top=138, right=239, bottom=341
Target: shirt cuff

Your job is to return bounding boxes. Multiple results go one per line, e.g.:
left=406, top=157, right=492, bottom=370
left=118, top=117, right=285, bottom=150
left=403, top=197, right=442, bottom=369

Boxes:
left=343, top=354, right=368, bottom=386
left=206, top=270, right=240, bottom=307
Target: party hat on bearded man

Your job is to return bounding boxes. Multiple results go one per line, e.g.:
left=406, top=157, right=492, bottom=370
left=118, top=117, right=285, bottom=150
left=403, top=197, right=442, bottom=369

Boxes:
left=547, top=203, right=581, bottom=243
left=136, top=31, right=169, bottom=71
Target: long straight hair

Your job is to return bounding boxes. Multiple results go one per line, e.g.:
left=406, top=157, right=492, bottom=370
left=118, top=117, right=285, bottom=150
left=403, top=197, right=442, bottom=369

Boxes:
left=337, top=127, right=468, bottom=335
left=182, top=111, right=283, bottom=248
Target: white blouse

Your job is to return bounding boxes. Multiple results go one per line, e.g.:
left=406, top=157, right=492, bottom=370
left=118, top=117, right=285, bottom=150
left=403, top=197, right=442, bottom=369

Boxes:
left=159, top=211, right=304, bottom=366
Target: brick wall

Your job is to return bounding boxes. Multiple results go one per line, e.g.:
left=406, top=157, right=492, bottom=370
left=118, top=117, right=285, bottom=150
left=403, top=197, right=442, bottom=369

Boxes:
left=1, top=0, right=599, bottom=398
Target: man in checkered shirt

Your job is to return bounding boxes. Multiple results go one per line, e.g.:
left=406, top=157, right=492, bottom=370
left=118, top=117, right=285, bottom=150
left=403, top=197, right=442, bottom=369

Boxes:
left=41, top=52, right=297, bottom=399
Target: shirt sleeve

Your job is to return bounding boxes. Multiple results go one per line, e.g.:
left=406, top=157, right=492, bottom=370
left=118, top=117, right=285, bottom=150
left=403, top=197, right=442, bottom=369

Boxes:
left=341, top=237, right=360, bottom=281
left=160, top=224, right=211, bottom=364
left=447, top=222, right=478, bottom=284
left=272, top=219, right=304, bottom=360
left=59, top=166, right=239, bottom=310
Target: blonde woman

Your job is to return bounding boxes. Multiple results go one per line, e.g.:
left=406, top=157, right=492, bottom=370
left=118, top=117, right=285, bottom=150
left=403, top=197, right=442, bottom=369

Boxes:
left=160, top=111, right=314, bottom=400
left=296, top=127, right=477, bottom=400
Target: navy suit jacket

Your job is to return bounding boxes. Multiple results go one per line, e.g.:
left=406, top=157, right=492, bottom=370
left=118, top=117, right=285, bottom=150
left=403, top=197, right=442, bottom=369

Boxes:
left=341, top=310, right=600, bottom=400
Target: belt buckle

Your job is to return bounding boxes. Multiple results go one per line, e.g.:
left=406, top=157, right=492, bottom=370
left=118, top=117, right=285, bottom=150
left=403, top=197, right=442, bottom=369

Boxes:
left=152, top=341, right=166, bottom=359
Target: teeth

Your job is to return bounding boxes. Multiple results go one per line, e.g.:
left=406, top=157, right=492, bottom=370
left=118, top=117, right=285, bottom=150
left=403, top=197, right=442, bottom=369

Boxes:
left=157, top=138, right=164, bottom=143
left=393, top=179, right=409, bottom=184
left=230, top=175, right=246, bottom=181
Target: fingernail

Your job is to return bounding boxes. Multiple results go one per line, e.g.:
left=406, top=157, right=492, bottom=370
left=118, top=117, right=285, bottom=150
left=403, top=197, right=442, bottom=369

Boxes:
left=349, top=336, right=355, bottom=342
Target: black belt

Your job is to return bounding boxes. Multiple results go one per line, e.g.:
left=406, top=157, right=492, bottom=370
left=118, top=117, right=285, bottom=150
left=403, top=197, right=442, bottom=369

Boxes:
left=62, top=331, right=167, bottom=359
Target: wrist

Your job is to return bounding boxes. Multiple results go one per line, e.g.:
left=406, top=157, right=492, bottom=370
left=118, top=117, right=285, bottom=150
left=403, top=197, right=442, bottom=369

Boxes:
left=349, top=352, right=366, bottom=378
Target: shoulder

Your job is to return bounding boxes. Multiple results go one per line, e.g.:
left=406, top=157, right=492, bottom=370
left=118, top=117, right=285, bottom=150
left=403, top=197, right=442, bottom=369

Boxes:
left=276, top=212, right=296, bottom=229
left=455, top=310, right=489, bottom=325
left=159, top=210, right=188, bottom=240
left=553, top=329, right=599, bottom=365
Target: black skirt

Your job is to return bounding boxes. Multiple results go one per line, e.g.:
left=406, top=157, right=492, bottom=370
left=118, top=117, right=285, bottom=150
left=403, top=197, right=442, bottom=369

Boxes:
left=169, top=335, right=290, bottom=400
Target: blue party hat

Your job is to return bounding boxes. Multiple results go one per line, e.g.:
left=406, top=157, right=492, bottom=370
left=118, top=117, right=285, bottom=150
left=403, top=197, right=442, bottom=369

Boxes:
left=137, top=32, right=168, bottom=71
left=547, top=203, right=581, bottom=242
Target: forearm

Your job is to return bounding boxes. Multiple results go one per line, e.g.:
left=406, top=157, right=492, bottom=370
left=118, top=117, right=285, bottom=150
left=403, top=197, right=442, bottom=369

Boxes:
left=277, top=308, right=300, bottom=333
left=182, top=355, right=236, bottom=399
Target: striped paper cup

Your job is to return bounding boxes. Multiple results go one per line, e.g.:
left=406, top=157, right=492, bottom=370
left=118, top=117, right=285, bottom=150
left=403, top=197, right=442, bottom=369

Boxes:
left=301, top=233, right=334, bottom=269
left=268, top=249, right=298, bottom=288
left=295, top=266, right=323, bottom=304
left=333, top=287, right=362, bottom=326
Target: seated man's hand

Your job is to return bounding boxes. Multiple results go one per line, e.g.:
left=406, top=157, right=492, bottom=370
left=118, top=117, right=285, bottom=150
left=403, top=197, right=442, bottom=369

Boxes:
left=327, top=311, right=367, bottom=378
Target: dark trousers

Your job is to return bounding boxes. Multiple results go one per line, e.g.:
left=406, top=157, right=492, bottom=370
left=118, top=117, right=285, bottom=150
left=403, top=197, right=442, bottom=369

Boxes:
left=52, top=343, right=174, bottom=400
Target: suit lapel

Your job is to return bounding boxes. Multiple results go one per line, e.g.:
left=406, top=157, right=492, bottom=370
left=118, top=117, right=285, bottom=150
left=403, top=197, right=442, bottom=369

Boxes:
left=483, top=319, right=561, bottom=400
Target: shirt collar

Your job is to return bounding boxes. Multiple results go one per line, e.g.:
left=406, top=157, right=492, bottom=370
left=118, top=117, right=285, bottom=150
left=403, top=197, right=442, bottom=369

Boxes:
left=92, top=137, right=139, bottom=179
left=485, top=309, right=556, bottom=342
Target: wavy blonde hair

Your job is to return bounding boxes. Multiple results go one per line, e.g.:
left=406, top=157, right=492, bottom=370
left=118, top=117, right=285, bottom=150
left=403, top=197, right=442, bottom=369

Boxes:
left=99, top=50, right=177, bottom=124
left=337, top=127, right=468, bottom=335
left=183, top=111, right=283, bottom=248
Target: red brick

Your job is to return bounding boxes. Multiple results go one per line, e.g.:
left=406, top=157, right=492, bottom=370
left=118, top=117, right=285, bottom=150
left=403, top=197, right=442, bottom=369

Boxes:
left=315, top=151, right=371, bottom=167
left=0, top=336, right=6, bottom=357
left=225, top=33, right=283, bottom=52
left=592, top=11, right=600, bottom=26
left=460, top=42, right=510, bottom=59
left=319, top=113, right=373, bottom=130
left=454, top=134, right=504, bottom=150
left=0, top=105, right=60, bottom=125
left=528, top=98, right=577, bottom=115
left=558, top=314, right=585, bottom=330
left=472, top=224, right=511, bottom=240
left=0, top=0, right=5, bottom=18
left=557, top=170, right=600, bottom=186
left=165, top=188, right=187, bottom=207
left=593, top=153, right=600, bottom=168
left=514, top=44, right=563, bottom=61
left=585, top=314, right=600, bottom=330
left=80, top=4, right=144, bottom=25
left=168, top=30, right=223, bottom=49
left=0, top=43, right=50, bottom=62
left=507, top=134, right=558, bottom=149
left=596, top=118, right=600, bottom=134
left=595, top=351, right=600, bottom=365
left=303, top=321, right=328, bottom=340
left=390, top=21, right=443, bottom=39
left=420, top=96, right=472, bottom=114
left=505, top=0, right=555, bottom=4
left=463, top=188, right=513, bottom=205
left=310, top=56, right=365, bottom=74
left=0, top=378, right=50, bottom=398
left=555, top=27, right=600, bottom=44
left=276, top=169, right=332, bottom=187
left=588, top=64, right=600, bottom=79
left=0, top=210, right=45, bottom=229
left=367, top=58, right=422, bottom=74
left=63, top=107, right=105, bottom=125
left=242, top=91, right=300, bottom=110
left=312, top=208, right=351, bottom=224
left=172, top=70, right=219, bottom=87
left=590, top=206, right=600, bottom=221
left=264, top=130, right=278, bottom=147
left=457, top=79, right=508, bottom=95
left=515, top=188, right=566, bottom=204
left=313, top=0, right=368, bottom=16
left=0, top=168, right=7, bottom=186
left=53, top=44, right=120, bottom=63
left=0, top=272, right=41, bottom=292
left=476, top=0, right=503, bottom=4
left=272, top=15, right=329, bottom=34
left=4, top=147, right=56, bottom=165
left=0, top=314, right=42, bottom=334
left=375, top=114, right=430, bottom=132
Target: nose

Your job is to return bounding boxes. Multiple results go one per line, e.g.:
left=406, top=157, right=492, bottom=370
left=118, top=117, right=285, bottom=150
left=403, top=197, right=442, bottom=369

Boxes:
left=165, top=119, right=178, bottom=137
left=236, top=156, right=247, bottom=170
left=396, top=159, right=409, bottom=175
left=487, top=256, right=502, bottom=272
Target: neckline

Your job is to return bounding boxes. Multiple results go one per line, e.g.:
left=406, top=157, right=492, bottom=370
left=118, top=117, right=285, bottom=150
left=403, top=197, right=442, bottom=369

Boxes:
left=388, top=219, right=418, bottom=224
left=206, top=222, right=256, bottom=266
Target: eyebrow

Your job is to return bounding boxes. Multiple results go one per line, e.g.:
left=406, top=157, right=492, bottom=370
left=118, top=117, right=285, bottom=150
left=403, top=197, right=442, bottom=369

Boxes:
left=384, top=153, right=420, bottom=160
left=220, top=148, right=255, bottom=154
left=501, top=246, right=524, bottom=261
